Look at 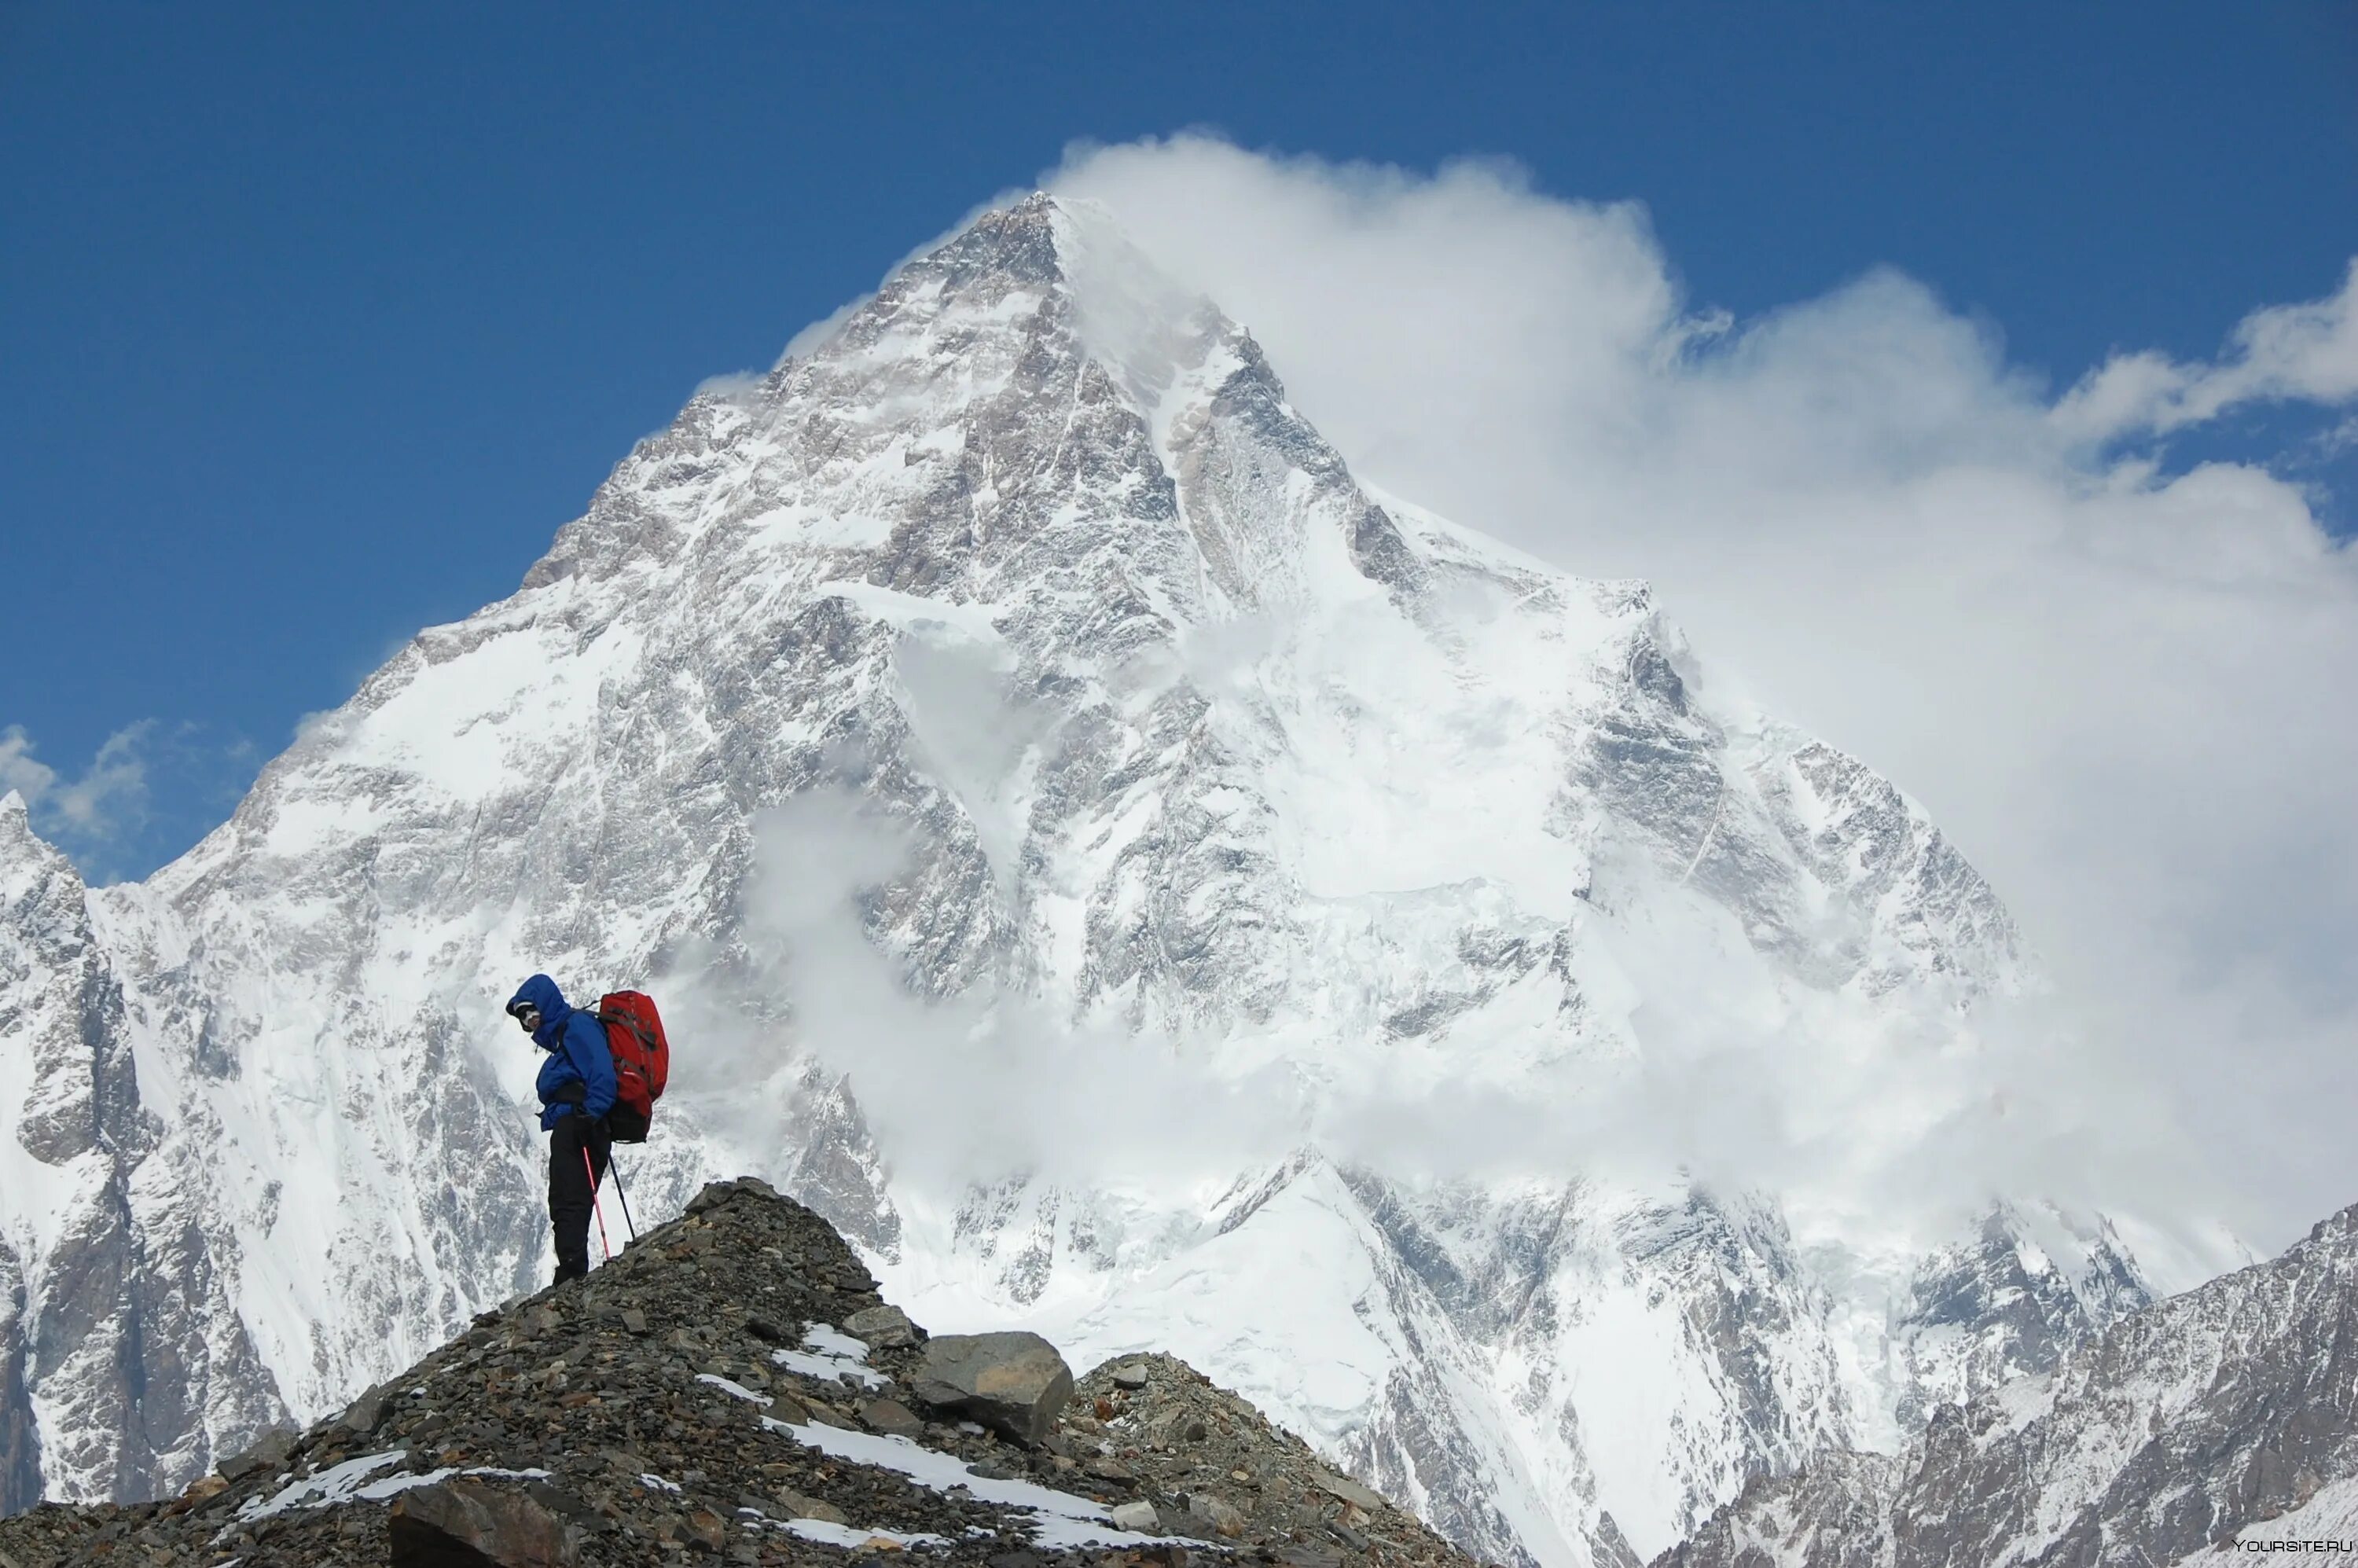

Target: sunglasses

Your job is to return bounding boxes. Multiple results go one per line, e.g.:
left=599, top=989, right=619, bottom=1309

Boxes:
left=509, top=1002, right=542, bottom=1032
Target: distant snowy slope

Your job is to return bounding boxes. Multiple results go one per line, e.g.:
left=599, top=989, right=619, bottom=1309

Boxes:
left=1662, top=1199, right=2358, bottom=1567
left=1, top=195, right=2163, bottom=1566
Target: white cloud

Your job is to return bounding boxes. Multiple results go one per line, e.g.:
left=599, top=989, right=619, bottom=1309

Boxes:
left=49, top=722, right=151, bottom=832
left=0, top=722, right=153, bottom=860
left=727, top=781, right=1304, bottom=1199
left=2055, top=259, right=2358, bottom=441
left=1042, top=135, right=2358, bottom=1249
left=691, top=369, right=766, bottom=407
left=0, top=725, right=60, bottom=805
left=2314, top=414, right=2358, bottom=463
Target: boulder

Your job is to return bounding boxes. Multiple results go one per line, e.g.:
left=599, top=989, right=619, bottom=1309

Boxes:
left=1111, top=1500, right=1162, bottom=1532
left=1111, top=1362, right=1150, bottom=1390
left=777, top=1488, right=847, bottom=1525
left=340, top=1386, right=388, bottom=1437
left=1188, top=1493, right=1247, bottom=1538
left=911, top=1331, right=1074, bottom=1445
left=858, top=1397, right=926, bottom=1438
left=844, top=1302, right=920, bottom=1347
left=1312, top=1468, right=1386, bottom=1514
left=387, top=1476, right=586, bottom=1566
left=216, top=1427, right=296, bottom=1481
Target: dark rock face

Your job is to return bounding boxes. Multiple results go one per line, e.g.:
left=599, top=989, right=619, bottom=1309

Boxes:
left=1660, top=1202, right=2358, bottom=1568
left=0, top=1181, right=1479, bottom=1568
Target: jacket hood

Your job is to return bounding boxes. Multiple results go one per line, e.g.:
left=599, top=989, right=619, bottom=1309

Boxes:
left=509, top=974, right=572, bottom=1051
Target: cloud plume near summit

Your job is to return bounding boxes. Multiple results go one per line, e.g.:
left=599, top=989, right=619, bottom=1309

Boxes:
left=1030, top=138, right=2358, bottom=1253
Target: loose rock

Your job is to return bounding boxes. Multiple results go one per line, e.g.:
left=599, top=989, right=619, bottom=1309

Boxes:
left=859, top=1397, right=927, bottom=1438
left=1315, top=1469, right=1389, bottom=1515
left=845, top=1302, right=921, bottom=1348
left=216, top=1427, right=296, bottom=1481
left=340, top=1387, right=387, bottom=1437
left=1111, top=1499, right=1161, bottom=1532
left=776, top=1488, right=847, bottom=1525
left=387, top=1475, right=585, bottom=1566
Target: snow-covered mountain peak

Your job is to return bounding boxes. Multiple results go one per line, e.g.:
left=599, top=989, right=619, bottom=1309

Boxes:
left=519, top=191, right=1271, bottom=604
left=0, top=791, right=57, bottom=881
left=3, top=193, right=2112, bottom=1567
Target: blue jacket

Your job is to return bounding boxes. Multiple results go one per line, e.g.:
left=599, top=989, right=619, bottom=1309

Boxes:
left=510, top=974, right=618, bottom=1132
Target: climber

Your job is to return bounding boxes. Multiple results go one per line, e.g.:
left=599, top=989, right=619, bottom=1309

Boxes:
left=506, top=974, right=619, bottom=1283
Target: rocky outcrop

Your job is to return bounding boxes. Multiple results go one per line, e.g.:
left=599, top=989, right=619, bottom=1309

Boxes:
left=0, top=1180, right=1481, bottom=1568
left=1070, top=1353, right=1447, bottom=1554
left=1659, top=1199, right=2358, bottom=1568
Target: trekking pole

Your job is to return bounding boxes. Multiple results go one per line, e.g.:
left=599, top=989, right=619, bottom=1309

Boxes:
left=583, top=1149, right=612, bottom=1263
left=608, top=1152, right=639, bottom=1243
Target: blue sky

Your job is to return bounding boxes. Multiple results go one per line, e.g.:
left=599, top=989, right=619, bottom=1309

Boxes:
left=2, top=0, right=2353, bottom=881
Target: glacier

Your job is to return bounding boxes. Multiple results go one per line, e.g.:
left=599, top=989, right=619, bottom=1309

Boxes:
left=0, top=193, right=2173, bottom=1566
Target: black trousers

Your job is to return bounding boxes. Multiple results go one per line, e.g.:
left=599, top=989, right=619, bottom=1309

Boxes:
left=548, top=1113, right=613, bottom=1281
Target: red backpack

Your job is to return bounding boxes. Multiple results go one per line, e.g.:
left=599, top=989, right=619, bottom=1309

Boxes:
left=589, top=991, right=670, bottom=1144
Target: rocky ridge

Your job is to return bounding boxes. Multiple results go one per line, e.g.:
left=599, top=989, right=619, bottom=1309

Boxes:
left=0, top=1179, right=1482, bottom=1568
left=1657, top=1197, right=2358, bottom=1567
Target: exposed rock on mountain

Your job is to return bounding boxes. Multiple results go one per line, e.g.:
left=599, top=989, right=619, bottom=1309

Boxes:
left=1659, top=1199, right=2358, bottom=1567
left=1886, top=1204, right=2150, bottom=1434
left=0, top=795, right=280, bottom=1513
left=0, top=193, right=2162, bottom=1564
left=0, top=1179, right=1483, bottom=1568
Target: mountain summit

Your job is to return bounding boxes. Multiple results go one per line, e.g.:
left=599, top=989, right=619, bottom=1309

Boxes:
left=1, top=196, right=2142, bottom=1566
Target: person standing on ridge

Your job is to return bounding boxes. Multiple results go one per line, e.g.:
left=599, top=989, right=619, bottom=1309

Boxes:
left=506, top=974, right=618, bottom=1283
